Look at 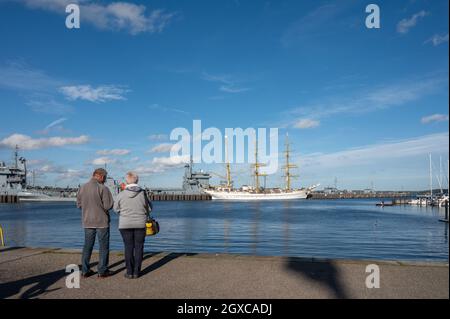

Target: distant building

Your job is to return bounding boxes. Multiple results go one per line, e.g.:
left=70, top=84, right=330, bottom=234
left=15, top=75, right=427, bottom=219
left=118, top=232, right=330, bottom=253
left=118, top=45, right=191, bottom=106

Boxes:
left=323, top=187, right=339, bottom=194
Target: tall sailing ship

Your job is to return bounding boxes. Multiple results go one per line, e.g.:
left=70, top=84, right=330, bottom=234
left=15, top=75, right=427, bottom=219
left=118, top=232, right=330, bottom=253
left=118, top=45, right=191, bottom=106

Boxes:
left=204, top=134, right=319, bottom=200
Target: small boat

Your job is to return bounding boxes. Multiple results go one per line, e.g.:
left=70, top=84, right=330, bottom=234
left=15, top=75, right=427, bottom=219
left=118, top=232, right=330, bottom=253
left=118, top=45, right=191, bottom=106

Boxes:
left=18, top=191, right=76, bottom=202
left=376, top=201, right=394, bottom=207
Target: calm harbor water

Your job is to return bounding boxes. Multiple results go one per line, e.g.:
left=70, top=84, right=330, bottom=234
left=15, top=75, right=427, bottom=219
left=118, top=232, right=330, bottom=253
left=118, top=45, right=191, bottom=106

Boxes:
left=0, top=199, right=448, bottom=261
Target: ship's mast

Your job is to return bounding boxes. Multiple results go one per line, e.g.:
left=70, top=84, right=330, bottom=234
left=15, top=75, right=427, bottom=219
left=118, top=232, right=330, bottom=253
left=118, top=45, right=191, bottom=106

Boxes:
left=253, top=138, right=266, bottom=193
left=282, top=133, right=298, bottom=191
left=224, top=135, right=232, bottom=189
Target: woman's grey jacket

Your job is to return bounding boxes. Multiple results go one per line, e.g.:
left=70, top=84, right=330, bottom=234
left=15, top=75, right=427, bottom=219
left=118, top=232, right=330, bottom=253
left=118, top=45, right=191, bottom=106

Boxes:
left=114, top=184, right=152, bottom=229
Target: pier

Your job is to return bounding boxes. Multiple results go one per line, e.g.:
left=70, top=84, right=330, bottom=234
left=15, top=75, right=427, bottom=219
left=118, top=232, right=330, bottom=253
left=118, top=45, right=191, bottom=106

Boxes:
left=0, top=247, right=447, bottom=299
left=147, top=193, right=212, bottom=201
left=0, top=195, right=18, bottom=204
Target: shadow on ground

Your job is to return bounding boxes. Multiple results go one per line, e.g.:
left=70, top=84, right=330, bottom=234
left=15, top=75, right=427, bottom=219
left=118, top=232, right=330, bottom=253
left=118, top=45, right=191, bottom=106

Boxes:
left=140, top=252, right=196, bottom=276
left=286, top=258, right=349, bottom=299
left=0, top=268, right=66, bottom=299
left=0, top=251, right=194, bottom=299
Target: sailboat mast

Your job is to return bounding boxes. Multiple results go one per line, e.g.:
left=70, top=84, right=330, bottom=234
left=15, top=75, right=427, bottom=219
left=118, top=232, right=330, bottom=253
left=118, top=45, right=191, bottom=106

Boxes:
left=429, top=154, right=433, bottom=199
left=440, top=156, right=443, bottom=194
left=285, top=135, right=291, bottom=191
left=224, top=135, right=232, bottom=189
left=283, top=133, right=298, bottom=191
left=255, top=139, right=260, bottom=192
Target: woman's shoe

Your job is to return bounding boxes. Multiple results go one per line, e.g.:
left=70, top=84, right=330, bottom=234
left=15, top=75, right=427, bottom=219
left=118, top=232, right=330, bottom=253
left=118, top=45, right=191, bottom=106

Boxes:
left=124, top=273, right=133, bottom=279
left=98, top=270, right=113, bottom=279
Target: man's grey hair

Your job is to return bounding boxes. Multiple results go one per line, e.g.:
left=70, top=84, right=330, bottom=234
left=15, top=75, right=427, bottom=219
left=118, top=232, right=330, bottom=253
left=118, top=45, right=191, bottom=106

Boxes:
left=126, top=171, right=139, bottom=184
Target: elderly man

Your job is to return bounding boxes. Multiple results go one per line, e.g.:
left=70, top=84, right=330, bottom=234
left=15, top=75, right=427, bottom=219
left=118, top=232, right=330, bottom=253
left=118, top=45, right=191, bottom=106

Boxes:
left=77, top=168, right=114, bottom=278
left=114, top=172, right=152, bottom=279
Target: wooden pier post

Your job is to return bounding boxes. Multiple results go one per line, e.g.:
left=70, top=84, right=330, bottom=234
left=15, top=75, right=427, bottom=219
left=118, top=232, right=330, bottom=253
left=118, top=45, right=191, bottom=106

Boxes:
left=0, top=195, right=18, bottom=204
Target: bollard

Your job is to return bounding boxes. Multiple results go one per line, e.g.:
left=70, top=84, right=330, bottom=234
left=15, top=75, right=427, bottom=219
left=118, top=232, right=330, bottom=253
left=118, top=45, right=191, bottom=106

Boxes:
left=0, top=225, right=5, bottom=247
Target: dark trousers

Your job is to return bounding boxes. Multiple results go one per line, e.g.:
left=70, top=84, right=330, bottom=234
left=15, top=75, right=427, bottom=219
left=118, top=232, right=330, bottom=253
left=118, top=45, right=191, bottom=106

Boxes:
left=120, top=228, right=146, bottom=276
left=82, top=228, right=110, bottom=275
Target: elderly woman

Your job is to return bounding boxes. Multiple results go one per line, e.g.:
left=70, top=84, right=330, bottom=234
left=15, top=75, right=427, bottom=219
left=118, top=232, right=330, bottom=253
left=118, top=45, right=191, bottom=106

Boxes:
left=114, top=172, right=152, bottom=279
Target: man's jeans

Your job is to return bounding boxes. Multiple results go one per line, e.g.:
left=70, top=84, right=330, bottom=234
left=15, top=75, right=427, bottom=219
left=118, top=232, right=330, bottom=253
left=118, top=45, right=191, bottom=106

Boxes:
left=82, top=228, right=110, bottom=275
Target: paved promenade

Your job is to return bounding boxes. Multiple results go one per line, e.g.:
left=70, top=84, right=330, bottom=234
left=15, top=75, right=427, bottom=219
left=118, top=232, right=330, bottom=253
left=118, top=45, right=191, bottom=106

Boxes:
left=0, top=247, right=448, bottom=299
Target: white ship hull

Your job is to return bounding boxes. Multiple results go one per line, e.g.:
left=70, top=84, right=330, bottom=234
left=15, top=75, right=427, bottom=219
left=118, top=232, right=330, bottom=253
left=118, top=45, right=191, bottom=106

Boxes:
left=18, top=191, right=76, bottom=203
left=204, top=189, right=310, bottom=201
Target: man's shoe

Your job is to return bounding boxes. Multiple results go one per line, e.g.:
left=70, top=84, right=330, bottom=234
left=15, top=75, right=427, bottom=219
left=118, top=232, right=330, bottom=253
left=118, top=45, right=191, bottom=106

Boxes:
left=132, top=274, right=140, bottom=279
left=82, top=270, right=95, bottom=278
left=124, top=273, right=133, bottom=279
left=98, top=270, right=113, bottom=278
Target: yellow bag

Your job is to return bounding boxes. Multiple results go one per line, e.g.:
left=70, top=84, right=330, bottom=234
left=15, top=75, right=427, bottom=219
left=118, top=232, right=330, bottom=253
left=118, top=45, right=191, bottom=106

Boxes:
left=146, top=218, right=160, bottom=236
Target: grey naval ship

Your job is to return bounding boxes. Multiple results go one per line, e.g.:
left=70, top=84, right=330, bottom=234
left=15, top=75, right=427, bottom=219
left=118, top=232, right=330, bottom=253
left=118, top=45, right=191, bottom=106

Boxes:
left=0, top=147, right=76, bottom=202
left=1, top=148, right=210, bottom=203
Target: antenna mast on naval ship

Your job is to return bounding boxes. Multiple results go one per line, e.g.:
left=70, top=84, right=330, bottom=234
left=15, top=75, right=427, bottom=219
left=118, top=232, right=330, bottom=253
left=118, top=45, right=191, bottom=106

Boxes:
left=14, top=145, right=19, bottom=169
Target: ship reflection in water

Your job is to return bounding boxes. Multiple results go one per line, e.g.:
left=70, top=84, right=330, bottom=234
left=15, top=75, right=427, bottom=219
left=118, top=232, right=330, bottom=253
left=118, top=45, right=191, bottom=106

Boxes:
left=0, top=199, right=448, bottom=262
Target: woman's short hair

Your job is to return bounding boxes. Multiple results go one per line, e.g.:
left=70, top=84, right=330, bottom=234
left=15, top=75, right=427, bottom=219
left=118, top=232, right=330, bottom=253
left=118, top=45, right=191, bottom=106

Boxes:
left=126, top=172, right=139, bottom=184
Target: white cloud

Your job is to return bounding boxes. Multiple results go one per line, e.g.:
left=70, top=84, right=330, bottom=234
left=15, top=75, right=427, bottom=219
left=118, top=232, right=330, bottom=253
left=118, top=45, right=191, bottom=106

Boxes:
left=421, top=114, right=449, bottom=124
left=60, top=85, right=128, bottom=102
left=425, top=33, right=449, bottom=46
left=44, top=118, right=67, bottom=130
left=16, top=0, right=176, bottom=35
left=0, top=134, right=89, bottom=150
left=27, top=97, right=73, bottom=115
left=27, top=160, right=87, bottom=181
left=90, top=157, right=117, bottom=166
left=202, top=72, right=250, bottom=94
left=0, top=62, right=75, bottom=115
left=37, top=117, right=68, bottom=135
left=397, top=11, right=429, bottom=34
left=96, top=149, right=131, bottom=156
left=152, top=155, right=189, bottom=166
left=219, top=85, right=250, bottom=93
left=132, top=155, right=189, bottom=176
left=299, top=132, right=449, bottom=169
left=294, top=119, right=320, bottom=129
left=58, top=169, right=86, bottom=180
left=0, top=61, right=61, bottom=92
left=149, top=143, right=181, bottom=153
left=148, top=104, right=189, bottom=115
left=284, top=74, right=446, bottom=127
left=148, top=134, right=168, bottom=141
left=281, top=4, right=343, bottom=47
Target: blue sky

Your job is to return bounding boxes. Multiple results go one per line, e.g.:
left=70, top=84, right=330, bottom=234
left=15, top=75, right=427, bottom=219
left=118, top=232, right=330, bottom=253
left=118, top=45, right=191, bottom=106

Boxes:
left=0, top=0, right=448, bottom=190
